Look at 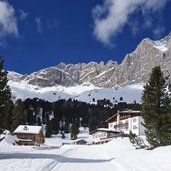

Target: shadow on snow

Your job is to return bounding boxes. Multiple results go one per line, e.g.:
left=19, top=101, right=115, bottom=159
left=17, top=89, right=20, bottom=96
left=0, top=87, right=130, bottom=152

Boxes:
left=0, top=153, right=114, bottom=163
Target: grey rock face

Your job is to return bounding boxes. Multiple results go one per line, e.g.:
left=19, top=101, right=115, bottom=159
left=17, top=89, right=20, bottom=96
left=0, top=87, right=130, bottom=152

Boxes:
left=8, top=33, right=171, bottom=87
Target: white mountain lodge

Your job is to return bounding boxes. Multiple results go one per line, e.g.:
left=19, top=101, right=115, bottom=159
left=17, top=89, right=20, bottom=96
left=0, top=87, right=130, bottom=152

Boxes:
left=106, top=110, right=145, bottom=136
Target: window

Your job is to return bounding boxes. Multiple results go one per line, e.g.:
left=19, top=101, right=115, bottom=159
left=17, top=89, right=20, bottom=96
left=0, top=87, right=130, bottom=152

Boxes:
left=133, top=118, right=137, bottom=122
left=133, top=125, right=138, bottom=129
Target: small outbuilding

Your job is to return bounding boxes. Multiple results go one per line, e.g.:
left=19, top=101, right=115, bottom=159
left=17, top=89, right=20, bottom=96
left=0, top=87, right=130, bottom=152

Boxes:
left=91, top=128, right=121, bottom=144
left=13, top=125, right=45, bottom=146
left=73, top=139, right=87, bottom=145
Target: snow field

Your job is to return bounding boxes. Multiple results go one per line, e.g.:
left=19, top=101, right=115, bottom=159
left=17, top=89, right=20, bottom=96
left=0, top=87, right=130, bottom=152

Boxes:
left=0, top=128, right=171, bottom=171
left=9, top=81, right=144, bottom=104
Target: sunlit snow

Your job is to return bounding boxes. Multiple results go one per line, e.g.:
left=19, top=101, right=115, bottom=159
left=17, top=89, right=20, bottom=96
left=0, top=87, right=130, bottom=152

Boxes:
left=0, top=127, right=171, bottom=171
left=8, top=81, right=144, bottom=104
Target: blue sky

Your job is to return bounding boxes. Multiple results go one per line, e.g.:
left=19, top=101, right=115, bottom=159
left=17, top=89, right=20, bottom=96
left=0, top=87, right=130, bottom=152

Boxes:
left=0, top=0, right=171, bottom=74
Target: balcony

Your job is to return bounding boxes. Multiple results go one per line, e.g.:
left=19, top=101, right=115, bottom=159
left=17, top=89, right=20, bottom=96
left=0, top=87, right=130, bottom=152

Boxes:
left=114, top=122, right=128, bottom=129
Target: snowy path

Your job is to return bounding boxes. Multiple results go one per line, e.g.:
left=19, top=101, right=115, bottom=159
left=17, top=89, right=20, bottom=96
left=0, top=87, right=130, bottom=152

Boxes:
left=0, top=145, right=129, bottom=171
left=55, top=145, right=138, bottom=171
left=1, top=138, right=171, bottom=171
left=51, top=146, right=115, bottom=171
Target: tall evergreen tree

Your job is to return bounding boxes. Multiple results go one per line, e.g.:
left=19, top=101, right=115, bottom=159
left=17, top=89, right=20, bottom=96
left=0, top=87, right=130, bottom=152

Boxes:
left=37, top=117, right=42, bottom=126
left=2, top=100, right=14, bottom=131
left=88, top=116, right=97, bottom=134
left=51, top=118, right=59, bottom=134
left=141, top=66, right=171, bottom=148
left=11, top=99, right=26, bottom=131
left=0, top=58, right=12, bottom=133
left=71, top=119, right=79, bottom=140
left=25, top=108, right=36, bottom=125
left=45, top=113, right=52, bottom=138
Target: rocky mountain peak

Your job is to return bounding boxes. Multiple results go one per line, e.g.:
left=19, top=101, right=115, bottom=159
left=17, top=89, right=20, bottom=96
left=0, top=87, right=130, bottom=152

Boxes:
left=8, top=32, right=171, bottom=88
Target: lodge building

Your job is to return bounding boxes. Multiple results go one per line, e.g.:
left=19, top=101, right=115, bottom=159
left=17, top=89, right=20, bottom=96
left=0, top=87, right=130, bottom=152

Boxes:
left=105, top=110, right=145, bottom=136
left=13, top=125, right=45, bottom=146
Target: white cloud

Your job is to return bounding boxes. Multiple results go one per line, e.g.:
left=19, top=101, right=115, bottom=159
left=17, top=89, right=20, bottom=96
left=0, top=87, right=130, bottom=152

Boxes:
left=0, top=1, right=19, bottom=41
left=92, top=0, right=170, bottom=46
left=35, top=17, right=43, bottom=33
left=143, top=0, right=168, bottom=12
left=19, top=9, right=28, bottom=21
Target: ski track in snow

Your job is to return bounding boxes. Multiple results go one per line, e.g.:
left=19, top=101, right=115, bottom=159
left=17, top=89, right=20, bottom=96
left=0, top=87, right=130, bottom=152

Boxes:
left=1, top=130, right=171, bottom=171
left=0, top=146, right=126, bottom=171
left=51, top=147, right=113, bottom=171
left=0, top=144, right=170, bottom=171
left=94, top=145, right=139, bottom=171
left=0, top=145, right=171, bottom=171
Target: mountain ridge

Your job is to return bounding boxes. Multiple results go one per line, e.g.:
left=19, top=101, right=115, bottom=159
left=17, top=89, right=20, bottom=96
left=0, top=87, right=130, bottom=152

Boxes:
left=8, top=32, right=171, bottom=88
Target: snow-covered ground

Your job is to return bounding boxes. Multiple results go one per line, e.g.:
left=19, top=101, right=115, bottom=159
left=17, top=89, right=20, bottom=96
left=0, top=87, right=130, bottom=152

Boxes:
left=0, top=127, right=171, bottom=171
left=9, top=81, right=144, bottom=103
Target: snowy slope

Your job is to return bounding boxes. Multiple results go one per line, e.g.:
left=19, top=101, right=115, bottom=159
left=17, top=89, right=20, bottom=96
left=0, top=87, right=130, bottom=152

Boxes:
left=9, top=80, right=144, bottom=103
left=0, top=127, right=171, bottom=171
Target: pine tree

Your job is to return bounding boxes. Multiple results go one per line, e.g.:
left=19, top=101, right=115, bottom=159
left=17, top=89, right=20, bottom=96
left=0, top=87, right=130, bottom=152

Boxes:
left=25, top=108, right=36, bottom=125
left=88, top=116, right=97, bottom=134
left=11, top=99, right=26, bottom=131
left=37, top=117, right=41, bottom=126
left=71, top=119, right=79, bottom=140
left=45, top=113, right=52, bottom=138
left=51, top=118, right=59, bottom=134
left=2, top=100, right=14, bottom=131
left=141, top=66, right=171, bottom=148
left=0, top=58, right=12, bottom=133
left=129, top=131, right=146, bottom=149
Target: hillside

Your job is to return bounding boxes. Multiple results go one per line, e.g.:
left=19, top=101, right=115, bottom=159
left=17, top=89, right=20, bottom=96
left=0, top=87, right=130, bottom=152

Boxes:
left=9, top=80, right=144, bottom=103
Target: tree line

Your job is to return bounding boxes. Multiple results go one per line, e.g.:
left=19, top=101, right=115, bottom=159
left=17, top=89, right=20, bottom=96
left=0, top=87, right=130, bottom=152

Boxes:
left=1, top=96, right=140, bottom=139
left=1, top=57, right=171, bottom=149
left=0, top=58, right=140, bottom=139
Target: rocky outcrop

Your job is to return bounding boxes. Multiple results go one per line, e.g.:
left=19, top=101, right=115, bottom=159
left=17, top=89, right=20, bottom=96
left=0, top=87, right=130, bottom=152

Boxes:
left=8, top=32, right=171, bottom=87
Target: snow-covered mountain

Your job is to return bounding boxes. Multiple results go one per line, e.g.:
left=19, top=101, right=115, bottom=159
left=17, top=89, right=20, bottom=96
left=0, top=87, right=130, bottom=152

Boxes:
left=8, top=32, right=171, bottom=88
left=8, top=80, right=144, bottom=103
left=8, top=32, right=171, bottom=102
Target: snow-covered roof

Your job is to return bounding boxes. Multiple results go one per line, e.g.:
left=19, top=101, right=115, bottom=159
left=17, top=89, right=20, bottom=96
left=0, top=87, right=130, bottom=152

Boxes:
left=2, top=130, right=10, bottom=135
left=119, top=110, right=140, bottom=114
left=91, top=128, right=120, bottom=134
left=73, top=139, right=87, bottom=142
left=13, top=125, right=42, bottom=134
left=96, top=128, right=111, bottom=131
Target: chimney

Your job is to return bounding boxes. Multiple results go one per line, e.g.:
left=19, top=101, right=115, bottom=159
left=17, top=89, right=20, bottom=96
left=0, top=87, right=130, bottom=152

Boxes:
left=23, top=126, right=28, bottom=130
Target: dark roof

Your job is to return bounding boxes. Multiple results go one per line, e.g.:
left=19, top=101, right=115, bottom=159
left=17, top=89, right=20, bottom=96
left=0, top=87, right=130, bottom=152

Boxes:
left=105, top=110, right=140, bottom=122
left=105, top=114, right=117, bottom=123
